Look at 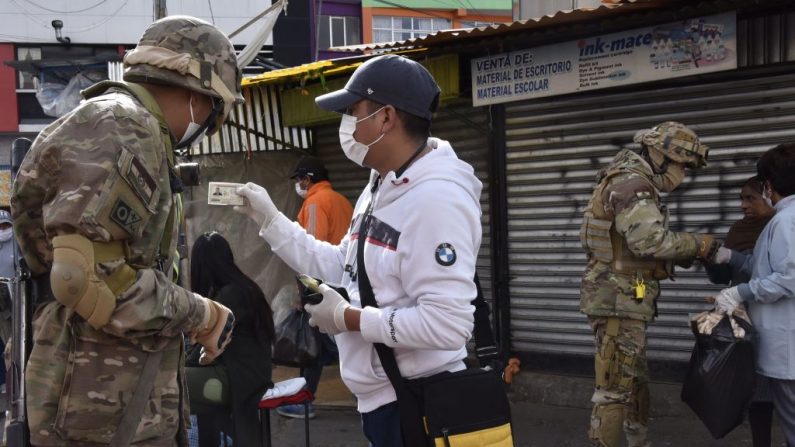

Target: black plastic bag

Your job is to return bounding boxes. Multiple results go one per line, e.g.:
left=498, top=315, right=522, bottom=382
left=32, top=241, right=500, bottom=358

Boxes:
left=272, top=310, right=321, bottom=367
left=681, top=313, right=756, bottom=439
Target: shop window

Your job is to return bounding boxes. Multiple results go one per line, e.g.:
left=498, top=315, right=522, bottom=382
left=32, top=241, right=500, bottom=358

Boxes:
left=372, top=16, right=451, bottom=43
left=318, top=15, right=361, bottom=50
left=16, top=47, right=41, bottom=90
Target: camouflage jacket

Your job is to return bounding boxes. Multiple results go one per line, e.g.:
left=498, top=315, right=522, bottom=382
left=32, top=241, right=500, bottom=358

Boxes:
left=11, top=82, right=208, bottom=446
left=579, top=149, right=698, bottom=321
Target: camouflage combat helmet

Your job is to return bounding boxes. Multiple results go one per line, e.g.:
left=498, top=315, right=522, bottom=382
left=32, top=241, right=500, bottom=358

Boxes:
left=123, top=15, right=244, bottom=134
left=633, top=121, right=708, bottom=168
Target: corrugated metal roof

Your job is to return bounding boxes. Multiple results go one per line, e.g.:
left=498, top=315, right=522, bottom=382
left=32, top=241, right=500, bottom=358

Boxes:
left=242, top=48, right=426, bottom=87
left=329, top=0, right=670, bottom=52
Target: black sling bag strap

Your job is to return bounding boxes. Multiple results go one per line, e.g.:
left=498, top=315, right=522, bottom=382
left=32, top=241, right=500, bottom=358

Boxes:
left=109, top=350, right=163, bottom=447
left=356, top=183, right=501, bottom=446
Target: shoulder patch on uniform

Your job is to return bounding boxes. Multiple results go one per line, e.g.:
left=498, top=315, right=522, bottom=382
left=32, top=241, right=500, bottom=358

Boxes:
left=117, top=146, right=159, bottom=212
left=127, top=155, right=157, bottom=205
left=603, top=177, right=657, bottom=215
left=110, top=199, right=142, bottom=235
left=435, top=243, right=456, bottom=266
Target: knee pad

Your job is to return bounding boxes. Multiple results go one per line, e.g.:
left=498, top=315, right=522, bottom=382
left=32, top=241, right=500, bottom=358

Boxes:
left=589, top=403, right=624, bottom=447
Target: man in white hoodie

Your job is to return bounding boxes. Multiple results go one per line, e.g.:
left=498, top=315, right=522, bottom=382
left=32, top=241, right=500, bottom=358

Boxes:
left=235, top=55, right=482, bottom=446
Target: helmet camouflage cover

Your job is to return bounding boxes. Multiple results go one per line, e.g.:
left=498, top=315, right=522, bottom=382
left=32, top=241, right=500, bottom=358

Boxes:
left=123, top=15, right=244, bottom=134
left=633, top=121, right=708, bottom=168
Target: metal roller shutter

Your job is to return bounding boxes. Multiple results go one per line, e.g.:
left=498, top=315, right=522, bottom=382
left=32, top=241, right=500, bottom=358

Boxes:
left=504, top=71, right=795, bottom=362
left=434, top=101, right=493, bottom=306
left=312, top=100, right=494, bottom=308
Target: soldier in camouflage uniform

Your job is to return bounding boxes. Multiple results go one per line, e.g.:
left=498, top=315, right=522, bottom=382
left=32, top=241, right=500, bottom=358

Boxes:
left=11, top=16, right=242, bottom=446
left=579, top=122, right=719, bottom=447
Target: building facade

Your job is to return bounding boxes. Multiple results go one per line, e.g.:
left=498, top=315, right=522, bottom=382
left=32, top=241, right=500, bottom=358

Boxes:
left=362, top=0, right=512, bottom=44
left=0, top=0, right=275, bottom=153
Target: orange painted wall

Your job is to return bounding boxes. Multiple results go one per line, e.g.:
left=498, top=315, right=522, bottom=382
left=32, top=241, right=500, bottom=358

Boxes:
left=362, top=7, right=511, bottom=43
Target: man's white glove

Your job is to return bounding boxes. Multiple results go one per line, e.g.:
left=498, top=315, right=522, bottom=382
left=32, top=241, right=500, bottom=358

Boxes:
left=235, top=182, right=279, bottom=229
left=713, top=246, right=732, bottom=264
left=715, top=286, right=742, bottom=314
left=304, top=284, right=350, bottom=335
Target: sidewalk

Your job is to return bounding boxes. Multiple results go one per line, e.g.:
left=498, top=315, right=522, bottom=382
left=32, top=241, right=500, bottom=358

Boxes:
left=269, top=366, right=786, bottom=446
left=269, top=399, right=785, bottom=446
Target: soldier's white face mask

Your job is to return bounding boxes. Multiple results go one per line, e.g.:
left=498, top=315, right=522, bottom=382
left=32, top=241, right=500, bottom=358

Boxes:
left=177, top=94, right=204, bottom=148
left=0, top=227, right=11, bottom=242
left=295, top=182, right=308, bottom=198
left=339, top=107, right=385, bottom=167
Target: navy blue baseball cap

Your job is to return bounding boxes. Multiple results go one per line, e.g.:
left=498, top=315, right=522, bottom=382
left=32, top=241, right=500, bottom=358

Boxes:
left=315, top=55, right=441, bottom=120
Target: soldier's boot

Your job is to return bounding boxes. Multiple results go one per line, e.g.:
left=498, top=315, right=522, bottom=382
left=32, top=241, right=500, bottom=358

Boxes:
left=625, top=377, right=650, bottom=447
left=624, top=419, right=650, bottom=447
left=589, top=402, right=624, bottom=447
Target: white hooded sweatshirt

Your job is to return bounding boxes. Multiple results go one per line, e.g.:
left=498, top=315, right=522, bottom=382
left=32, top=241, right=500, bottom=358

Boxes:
left=260, top=138, right=483, bottom=412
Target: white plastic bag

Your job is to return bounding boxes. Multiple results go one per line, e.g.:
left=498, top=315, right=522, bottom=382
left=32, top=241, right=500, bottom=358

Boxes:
left=35, top=71, right=102, bottom=117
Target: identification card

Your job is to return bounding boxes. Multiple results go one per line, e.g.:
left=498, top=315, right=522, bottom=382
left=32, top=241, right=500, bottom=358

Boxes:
left=207, top=182, right=245, bottom=206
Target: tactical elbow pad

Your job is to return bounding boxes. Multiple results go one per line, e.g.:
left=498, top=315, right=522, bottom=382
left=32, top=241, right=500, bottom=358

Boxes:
left=51, top=234, right=116, bottom=329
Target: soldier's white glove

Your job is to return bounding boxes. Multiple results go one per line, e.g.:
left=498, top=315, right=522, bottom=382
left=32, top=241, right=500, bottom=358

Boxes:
left=304, top=284, right=350, bottom=335
left=235, top=182, right=280, bottom=229
left=715, top=286, right=742, bottom=314
left=713, top=246, right=732, bottom=264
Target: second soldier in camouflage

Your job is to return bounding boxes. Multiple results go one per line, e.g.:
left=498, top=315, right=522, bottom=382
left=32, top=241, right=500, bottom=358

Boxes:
left=580, top=122, right=719, bottom=447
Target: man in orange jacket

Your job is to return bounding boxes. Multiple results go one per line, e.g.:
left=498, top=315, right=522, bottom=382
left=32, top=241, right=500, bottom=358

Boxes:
left=278, top=156, right=353, bottom=419
left=291, top=156, right=353, bottom=244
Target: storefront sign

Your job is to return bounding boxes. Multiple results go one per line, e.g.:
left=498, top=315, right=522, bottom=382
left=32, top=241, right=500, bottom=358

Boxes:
left=471, top=12, right=737, bottom=106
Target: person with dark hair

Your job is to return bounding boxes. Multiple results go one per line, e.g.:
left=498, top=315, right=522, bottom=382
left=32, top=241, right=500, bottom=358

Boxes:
left=187, top=232, right=275, bottom=446
left=705, top=175, right=775, bottom=447
left=712, top=143, right=795, bottom=445
left=707, top=176, right=774, bottom=285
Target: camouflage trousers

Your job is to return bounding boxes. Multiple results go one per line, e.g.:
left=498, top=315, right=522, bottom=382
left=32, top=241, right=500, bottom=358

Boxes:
left=588, top=316, right=650, bottom=447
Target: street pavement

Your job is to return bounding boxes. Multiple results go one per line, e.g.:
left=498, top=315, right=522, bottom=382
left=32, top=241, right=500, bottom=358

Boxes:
left=269, top=400, right=787, bottom=446
left=269, top=364, right=787, bottom=446
left=0, top=364, right=781, bottom=446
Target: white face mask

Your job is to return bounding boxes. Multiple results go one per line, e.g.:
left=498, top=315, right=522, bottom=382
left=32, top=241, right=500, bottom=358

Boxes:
left=177, top=95, right=203, bottom=148
left=0, top=228, right=12, bottom=242
left=295, top=182, right=308, bottom=198
left=338, top=107, right=386, bottom=167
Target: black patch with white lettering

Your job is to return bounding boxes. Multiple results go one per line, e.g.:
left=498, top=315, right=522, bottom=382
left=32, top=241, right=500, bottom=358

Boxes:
left=111, top=199, right=142, bottom=235
left=126, top=155, right=157, bottom=205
